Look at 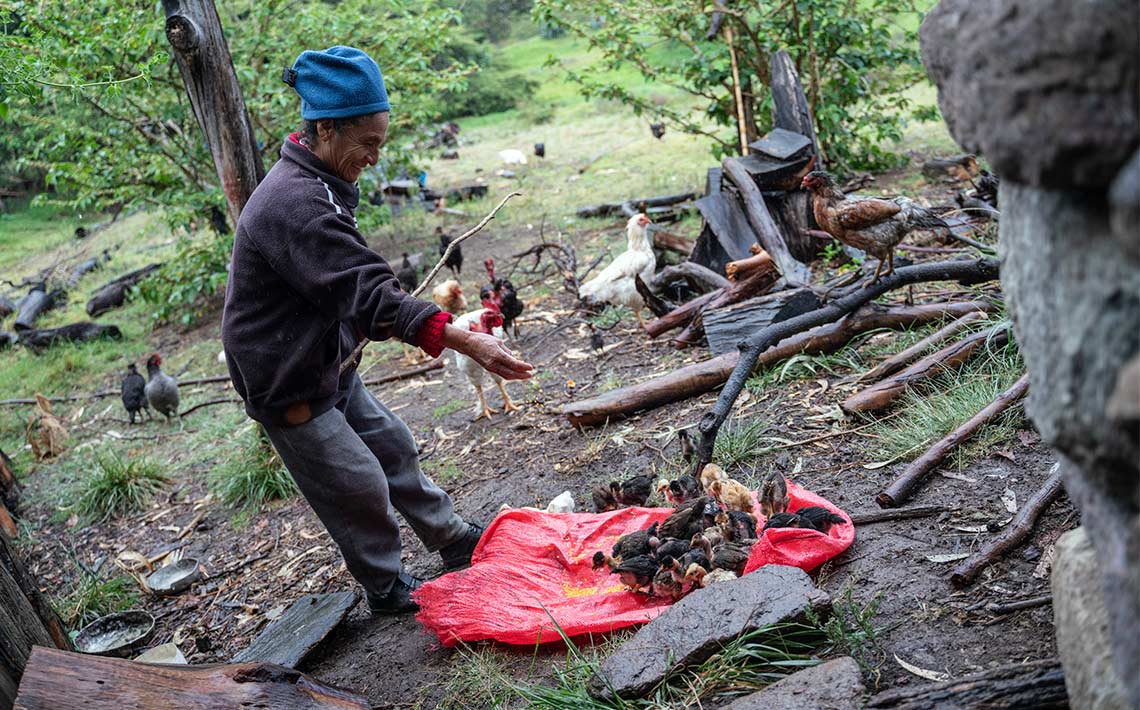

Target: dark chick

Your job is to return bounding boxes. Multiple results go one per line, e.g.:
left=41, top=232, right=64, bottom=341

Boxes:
left=795, top=506, right=847, bottom=534
left=120, top=363, right=149, bottom=424
left=612, top=554, right=658, bottom=592
left=612, top=522, right=658, bottom=560
left=438, top=227, right=463, bottom=276
left=657, top=496, right=710, bottom=541
left=668, top=474, right=701, bottom=504
left=762, top=512, right=810, bottom=531
left=592, top=484, right=619, bottom=513
left=611, top=474, right=654, bottom=508
left=396, top=252, right=418, bottom=292
left=648, top=536, right=690, bottom=562
left=145, top=353, right=180, bottom=423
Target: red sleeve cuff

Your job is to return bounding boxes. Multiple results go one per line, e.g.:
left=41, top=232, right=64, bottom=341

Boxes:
left=414, top=311, right=453, bottom=358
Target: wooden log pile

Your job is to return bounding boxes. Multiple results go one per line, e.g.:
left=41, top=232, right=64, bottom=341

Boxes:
left=86, top=263, right=162, bottom=317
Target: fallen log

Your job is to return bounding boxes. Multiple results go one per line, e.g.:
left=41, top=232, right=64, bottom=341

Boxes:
left=362, top=358, right=445, bottom=386
left=704, top=289, right=822, bottom=355
left=86, top=263, right=162, bottom=317
left=564, top=300, right=992, bottom=427
left=985, top=595, right=1052, bottom=616
left=14, top=286, right=62, bottom=332
left=921, top=153, right=979, bottom=182
left=694, top=258, right=1001, bottom=472
left=0, top=296, right=16, bottom=318
left=866, top=658, right=1066, bottom=709
left=0, top=332, right=15, bottom=350
left=14, top=647, right=370, bottom=709
left=848, top=505, right=945, bottom=526
left=650, top=229, right=694, bottom=256
left=19, top=322, right=122, bottom=352
left=575, top=192, right=698, bottom=219
left=949, top=461, right=1065, bottom=588
left=723, top=157, right=811, bottom=284
left=651, top=262, right=729, bottom=295
left=644, top=290, right=719, bottom=338
left=876, top=373, right=1029, bottom=508
left=842, top=325, right=1010, bottom=414
left=66, top=249, right=111, bottom=287
left=0, top=448, right=20, bottom=518
left=849, top=310, right=992, bottom=385
left=673, top=250, right=779, bottom=347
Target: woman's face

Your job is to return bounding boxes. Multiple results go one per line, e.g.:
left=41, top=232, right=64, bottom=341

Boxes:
left=314, top=111, right=389, bottom=183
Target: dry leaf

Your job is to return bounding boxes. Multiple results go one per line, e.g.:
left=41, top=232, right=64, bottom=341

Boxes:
left=1034, top=543, right=1056, bottom=580
left=65, top=513, right=79, bottom=528
left=1017, top=429, right=1040, bottom=446
left=939, top=470, right=977, bottom=484
left=895, top=654, right=952, bottom=682
left=26, top=395, right=68, bottom=460
left=1001, top=488, right=1018, bottom=514
left=925, top=553, right=970, bottom=563
left=992, top=449, right=1016, bottom=462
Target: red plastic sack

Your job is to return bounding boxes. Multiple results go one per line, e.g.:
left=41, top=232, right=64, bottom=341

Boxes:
left=415, top=482, right=853, bottom=647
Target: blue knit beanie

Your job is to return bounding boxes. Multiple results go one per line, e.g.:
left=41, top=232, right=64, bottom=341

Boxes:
left=284, top=46, right=390, bottom=120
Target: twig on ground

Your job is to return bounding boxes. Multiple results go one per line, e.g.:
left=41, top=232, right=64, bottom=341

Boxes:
left=849, top=505, right=946, bottom=525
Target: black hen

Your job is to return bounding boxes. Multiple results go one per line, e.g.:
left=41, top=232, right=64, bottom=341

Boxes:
left=650, top=122, right=666, bottom=139
left=481, top=257, right=524, bottom=337
left=396, top=252, right=418, bottom=292
left=120, top=363, right=149, bottom=424
left=610, top=474, right=653, bottom=508
left=438, top=227, right=463, bottom=276
left=534, top=142, right=545, bottom=158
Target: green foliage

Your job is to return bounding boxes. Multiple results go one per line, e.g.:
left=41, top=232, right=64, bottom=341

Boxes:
left=444, top=0, right=536, bottom=43
left=136, top=229, right=232, bottom=326
left=71, top=451, right=169, bottom=522
left=55, top=570, right=140, bottom=628
left=208, top=425, right=297, bottom=509
left=807, top=582, right=886, bottom=684
left=1, top=0, right=469, bottom=215
left=533, top=0, right=932, bottom=171
left=433, top=34, right=538, bottom=119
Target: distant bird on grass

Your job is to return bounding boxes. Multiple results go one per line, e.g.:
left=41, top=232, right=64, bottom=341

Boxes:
left=534, top=143, right=545, bottom=158
left=396, top=253, right=418, bottom=292
left=650, top=122, right=666, bottom=140
left=437, top=227, right=463, bottom=277
left=145, top=353, right=180, bottom=425
left=120, top=363, right=149, bottom=425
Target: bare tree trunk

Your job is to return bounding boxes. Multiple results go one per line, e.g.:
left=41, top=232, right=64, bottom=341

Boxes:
left=162, top=0, right=265, bottom=223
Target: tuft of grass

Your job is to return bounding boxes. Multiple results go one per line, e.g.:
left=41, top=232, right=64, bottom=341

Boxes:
left=807, top=582, right=887, bottom=689
left=713, top=417, right=770, bottom=470
left=55, top=570, right=140, bottom=628
left=424, top=457, right=463, bottom=486
left=436, top=644, right=519, bottom=709
left=433, top=399, right=468, bottom=419
left=208, top=425, right=297, bottom=509
left=71, top=451, right=169, bottom=522
left=871, top=335, right=1024, bottom=469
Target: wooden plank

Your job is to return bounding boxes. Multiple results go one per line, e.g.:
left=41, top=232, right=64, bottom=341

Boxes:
left=0, top=448, right=20, bottom=511
left=0, top=533, right=72, bottom=654
left=704, top=289, right=823, bottom=355
left=736, top=153, right=814, bottom=192
left=723, top=157, right=811, bottom=284
left=749, top=128, right=811, bottom=160
left=691, top=192, right=758, bottom=275
left=769, top=50, right=820, bottom=162
left=15, top=647, right=370, bottom=710
left=232, top=592, right=360, bottom=668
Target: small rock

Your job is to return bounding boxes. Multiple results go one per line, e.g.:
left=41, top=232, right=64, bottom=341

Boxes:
left=587, top=565, right=830, bottom=701
left=722, top=657, right=865, bottom=710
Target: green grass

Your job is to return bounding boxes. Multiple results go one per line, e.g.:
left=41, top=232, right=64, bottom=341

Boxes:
left=436, top=644, right=521, bottom=709
left=807, top=582, right=887, bottom=689
left=70, top=450, right=169, bottom=522
left=871, top=333, right=1024, bottom=468
left=424, top=457, right=463, bottom=486
left=208, top=424, right=298, bottom=509
left=712, top=417, right=770, bottom=471
left=54, top=570, right=140, bottom=628
left=433, top=399, right=468, bottom=419
left=0, top=203, right=81, bottom=273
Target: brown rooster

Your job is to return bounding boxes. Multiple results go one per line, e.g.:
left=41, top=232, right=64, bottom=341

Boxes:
left=801, top=170, right=949, bottom=283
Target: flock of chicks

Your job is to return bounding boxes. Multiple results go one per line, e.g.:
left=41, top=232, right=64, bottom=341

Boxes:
left=590, top=464, right=845, bottom=599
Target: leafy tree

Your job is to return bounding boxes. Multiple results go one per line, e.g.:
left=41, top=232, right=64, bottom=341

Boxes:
left=433, top=34, right=538, bottom=118
left=532, top=0, right=933, bottom=170
left=1, top=0, right=469, bottom=219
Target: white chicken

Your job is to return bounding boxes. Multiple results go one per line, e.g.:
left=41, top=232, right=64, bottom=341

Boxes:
left=578, top=213, right=655, bottom=326
left=451, top=307, right=520, bottom=420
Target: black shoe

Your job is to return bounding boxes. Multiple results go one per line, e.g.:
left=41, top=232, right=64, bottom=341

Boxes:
left=366, top=571, right=423, bottom=615
left=440, top=522, right=485, bottom=571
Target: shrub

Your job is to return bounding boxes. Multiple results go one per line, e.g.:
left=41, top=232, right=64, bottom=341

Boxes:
left=71, top=451, right=169, bottom=522
left=209, top=426, right=297, bottom=509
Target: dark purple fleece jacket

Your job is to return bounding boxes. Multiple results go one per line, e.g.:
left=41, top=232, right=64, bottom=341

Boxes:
left=221, top=137, right=440, bottom=425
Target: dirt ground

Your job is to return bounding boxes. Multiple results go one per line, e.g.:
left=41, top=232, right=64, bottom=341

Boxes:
left=15, top=185, right=1068, bottom=707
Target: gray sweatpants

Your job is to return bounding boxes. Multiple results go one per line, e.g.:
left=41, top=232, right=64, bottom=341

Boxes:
left=262, top=374, right=467, bottom=596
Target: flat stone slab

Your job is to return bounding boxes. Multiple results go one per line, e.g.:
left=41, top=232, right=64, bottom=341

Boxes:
left=232, top=591, right=360, bottom=668
left=722, top=656, right=865, bottom=710
left=588, top=564, right=830, bottom=701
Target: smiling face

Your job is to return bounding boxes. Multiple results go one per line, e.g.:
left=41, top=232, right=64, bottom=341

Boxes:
left=312, top=111, right=389, bottom=183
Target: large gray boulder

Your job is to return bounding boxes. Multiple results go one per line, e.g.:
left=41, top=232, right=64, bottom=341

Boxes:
left=722, top=656, right=865, bottom=710
left=587, top=565, right=830, bottom=701
left=921, top=2, right=1140, bottom=707
left=1052, top=527, right=1130, bottom=709
left=920, top=0, right=1138, bottom=190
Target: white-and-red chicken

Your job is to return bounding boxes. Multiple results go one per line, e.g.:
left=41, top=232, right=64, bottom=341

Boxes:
left=578, top=213, right=655, bottom=326
left=451, top=307, right=520, bottom=420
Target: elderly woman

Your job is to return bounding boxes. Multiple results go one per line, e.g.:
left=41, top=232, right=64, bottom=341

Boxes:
left=221, top=46, right=532, bottom=614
